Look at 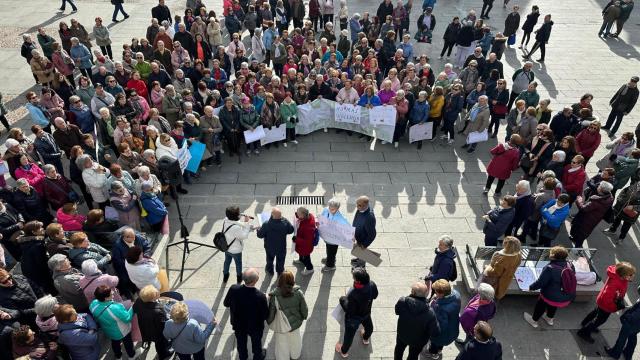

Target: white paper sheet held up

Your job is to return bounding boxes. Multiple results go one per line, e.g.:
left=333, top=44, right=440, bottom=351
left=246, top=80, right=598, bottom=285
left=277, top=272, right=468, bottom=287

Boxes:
left=368, top=105, right=396, bottom=126
left=514, top=266, right=543, bottom=291
left=243, top=125, right=266, bottom=144
left=318, top=216, right=355, bottom=249
left=408, top=122, right=434, bottom=143
left=334, top=103, right=361, bottom=124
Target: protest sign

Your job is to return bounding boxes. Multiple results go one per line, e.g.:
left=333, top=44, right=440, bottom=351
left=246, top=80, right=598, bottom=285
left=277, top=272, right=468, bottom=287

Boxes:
left=186, top=141, right=205, bottom=173
left=318, top=216, right=355, bottom=249
left=176, top=140, right=192, bottom=173
left=369, top=105, right=397, bottom=126
left=408, top=122, right=434, bottom=143
left=243, top=125, right=266, bottom=144
left=334, top=103, right=361, bottom=124
left=260, top=124, right=286, bottom=145
left=184, top=300, right=214, bottom=324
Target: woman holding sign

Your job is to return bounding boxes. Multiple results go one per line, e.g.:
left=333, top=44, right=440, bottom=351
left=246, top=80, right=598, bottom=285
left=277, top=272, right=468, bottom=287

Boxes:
left=260, top=93, right=282, bottom=149
left=409, top=90, right=431, bottom=149
left=219, top=97, right=243, bottom=162
left=319, top=199, right=350, bottom=272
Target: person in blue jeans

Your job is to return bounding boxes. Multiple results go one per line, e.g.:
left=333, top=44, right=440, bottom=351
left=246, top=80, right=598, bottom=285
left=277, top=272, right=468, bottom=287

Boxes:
left=111, top=0, right=130, bottom=23
left=221, top=206, right=253, bottom=284
left=59, top=0, right=77, bottom=12
left=606, top=286, right=640, bottom=360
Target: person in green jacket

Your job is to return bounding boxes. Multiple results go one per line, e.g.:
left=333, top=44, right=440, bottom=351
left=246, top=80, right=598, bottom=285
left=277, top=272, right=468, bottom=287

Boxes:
left=280, top=92, right=299, bottom=147
left=240, top=97, right=261, bottom=155
left=268, top=270, right=308, bottom=360
left=516, top=81, right=540, bottom=108
left=90, top=284, right=140, bottom=359
left=613, top=149, right=640, bottom=191
left=134, top=54, right=152, bottom=80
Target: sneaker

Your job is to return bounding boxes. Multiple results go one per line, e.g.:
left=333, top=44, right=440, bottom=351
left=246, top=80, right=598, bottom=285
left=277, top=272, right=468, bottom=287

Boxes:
left=254, top=149, right=260, bottom=154
left=335, top=343, right=348, bottom=358
left=523, top=312, right=539, bottom=328
left=321, top=257, right=327, bottom=264
left=302, top=268, right=314, bottom=275
left=447, top=139, right=455, bottom=145
left=518, top=45, right=523, bottom=49
left=128, top=349, right=141, bottom=359
left=461, top=143, right=469, bottom=148
left=283, top=142, right=288, bottom=147
left=467, top=147, right=476, bottom=153
left=603, top=228, right=617, bottom=234
left=292, top=140, right=299, bottom=144
left=324, top=128, right=328, bottom=133
left=394, top=141, right=399, bottom=148
left=220, top=149, right=225, bottom=154
left=438, top=55, right=443, bottom=59
left=536, top=58, right=544, bottom=62
left=604, top=346, right=618, bottom=358
left=246, top=150, right=251, bottom=155
left=482, top=188, right=489, bottom=195
left=322, top=265, right=336, bottom=272
left=360, top=329, right=369, bottom=345
left=177, top=187, right=188, bottom=194
left=493, top=191, right=501, bottom=197
left=542, top=314, right=554, bottom=326
left=423, top=352, right=441, bottom=359
left=577, top=329, right=595, bottom=344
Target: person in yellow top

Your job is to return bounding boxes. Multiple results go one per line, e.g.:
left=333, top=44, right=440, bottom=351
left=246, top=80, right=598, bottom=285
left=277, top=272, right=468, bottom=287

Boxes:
left=428, top=86, right=445, bottom=137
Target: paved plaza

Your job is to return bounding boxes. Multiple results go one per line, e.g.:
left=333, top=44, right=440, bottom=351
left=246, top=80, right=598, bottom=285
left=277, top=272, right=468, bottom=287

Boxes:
left=1, top=0, right=640, bottom=358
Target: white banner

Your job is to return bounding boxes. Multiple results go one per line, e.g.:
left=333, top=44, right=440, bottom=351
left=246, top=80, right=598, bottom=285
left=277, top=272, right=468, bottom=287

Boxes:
left=176, top=141, right=192, bottom=173
left=334, top=103, right=361, bottom=124
left=369, top=105, right=397, bottom=126
left=260, top=124, right=286, bottom=145
left=243, top=125, right=266, bottom=144
left=408, top=122, right=434, bottom=143
left=318, top=216, right=355, bottom=249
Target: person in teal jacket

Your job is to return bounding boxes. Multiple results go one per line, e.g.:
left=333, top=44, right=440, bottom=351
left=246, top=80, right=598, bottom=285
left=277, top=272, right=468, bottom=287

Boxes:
left=538, top=194, right=570, bottom=247
left=427, top=279, right=461, bottom=358
left=280, top=93, right=298, bottom=146
left=90, top=284, right=139, bottom=359
left=515, top=82, right=540, bottom=108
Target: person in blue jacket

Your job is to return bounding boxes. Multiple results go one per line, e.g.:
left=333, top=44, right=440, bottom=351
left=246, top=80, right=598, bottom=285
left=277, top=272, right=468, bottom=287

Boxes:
left=111, top=227, right=151, bottom=297
left=24, top=91, right=52, bottom=132
left=352, top=196, right=377, bottom=267
left=482, top=195, right=516, bottom=246
left=427, top=279, right=461, bottom=358
left=69, top=37, right=93, bottom=79
left=357, top=86, right=382, bottom=108
left=140, top=181, right=168, bottom=233
left=320, top=199, right=350, bottom=272
left=163, top=301, right=216, bottom=360
left=409, top=90, right=431, bottom=149
left=538, top=193, right=570, bottom=247
left=55, top=304, right=101, bottom=360
left=425, top=234, right=456, bottom=283
left=606, top=285, right=640, bottom=359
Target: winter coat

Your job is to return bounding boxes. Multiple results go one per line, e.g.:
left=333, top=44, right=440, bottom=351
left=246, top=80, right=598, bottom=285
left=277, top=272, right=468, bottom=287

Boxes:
left=79, top=272, right=121, bottom=303
left=268, top=286, right=309, bottom=331
left=455, top=25, right=474, bottom=47
left=57, top=314, right=100, bottom=359
left=395, top=295, right=440, bottom=346
left=353, top=207, right=376, bottom=247
left=516, top=89, right=540, bottom=108
left=30, top=57, right=55, bottom=84
left=53, top=268, right=89, bottom=312
left=70, top=44, right=93, bottom=70
left=280, top=100, right=298, bottom=129
left=503, top=12, right=521, bottom=37
left=140, top=191, right=167, bottom=225
left=458, top=67, right=479, bottom=93
left=93, top=25, right=111, bottom=46
left=507, top=111, right=537, bottom=144
left=511, top=68, right=534, bottom=94
left=53, top=124, right=84, bottom=158
left=426, top=248, right=456, bottom=282
left=443, top=93, right=464, bottom=122
left=612, top=183, right=640, bottom=222
left=456, top=337, right=503, bottom=360
left=562, top=165, right=587, bottom=194
left=483, top=250, right=522, bottom=299
left=535, top=21, right=553, bottom=42
left=610, top=84, right=639, bottom=114
left=164, top=318, right=214, bottom=354
left=571, top=193, right=614, bottom=239
left=597, top=265, right=630, bottom=313
left=443, top=22, right=461, bottom=43
left=133, top=298, right=168, bottom=343
left=459, top=294, right=496, bottom=336
left=199, top=114, right=224, bottom=152
left=0, top=274, right=44, bottom=324
left=82, top=165, right=109, bottom=203
left=429, top=290, right=461, bottom=346
left=89, top=299, right=133, bottom=341
left=111, top=234, right=151, bottom=290
left=575, top=128, right=601, bottom=158
left=15, top=164, right=46, bottom=195
left=294, top=214, right=316, bottom=257
left=487, top=143, right=520, bottom=180
left=224, top=283, right=269, bottom=333
left=68, top=243, right=110, bottom=270
left=110, top=189, right=141, bottom=231
left=18, top=236, right=54, bottom=294
left=56, top=209, right=86, bottom=232
left=510, top=194, right=534, bottom=231
left=257, top=217, right=295, bottom=255
left=51, top=50, right=75, bottom=76
left=597, top=137, right=636, bottom=170
left=207, top=21, right=223, bottom=47
left=409, top=100, right=430, bottom=125
left=12, top=187, right=52, bottom=224
left=613, top=156, right=639, bottom=190
left=125, top=258, right=160, bottom=290
left=340, top=281, right=379, bottom=320
left=483, top=207, right=515, bottom=238
left=521, top=11, right=540, bottom=32
left=530, top=259, right=576, bottom=303
left=462, top=107, right=490, bottom=136
left=540, top=199, right=570, bottom=230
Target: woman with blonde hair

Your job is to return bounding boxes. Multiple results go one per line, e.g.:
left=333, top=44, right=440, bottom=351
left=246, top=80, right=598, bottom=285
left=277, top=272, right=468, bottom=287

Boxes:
left=268, top=271, right=308, bottom=360
left=482, top=235, right=522, bottom=299
left=163, top=302, right=216, bottom=360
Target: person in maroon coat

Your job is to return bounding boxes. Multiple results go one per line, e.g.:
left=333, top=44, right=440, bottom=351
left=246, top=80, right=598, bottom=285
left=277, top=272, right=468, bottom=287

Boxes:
left=293, top=207, right=317, bottom=276
left=41, top=164, right=74, bottom=211
left=575, top=121, right=602, bottom=165
left=570, top=181, right=614, bottom=247
left=484, top=134, right=522, bottom=196
left=562, top=155, right=587, bottom=205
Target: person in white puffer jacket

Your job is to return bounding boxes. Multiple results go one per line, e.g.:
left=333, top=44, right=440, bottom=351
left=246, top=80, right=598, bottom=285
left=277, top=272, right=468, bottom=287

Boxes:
left=221, top=205, right=253, bottom=284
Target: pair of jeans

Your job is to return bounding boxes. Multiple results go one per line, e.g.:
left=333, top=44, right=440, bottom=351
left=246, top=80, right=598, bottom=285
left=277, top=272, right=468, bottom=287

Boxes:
left=440, top=41, right=455, bottom=57
left=605, top=109, right=626, bottom=135
left=111, top=333, right=135, bottom=358
left=235, top=329, right=264, bottom=360
left=599, top=20, right=615, bottom=35
left=581, top=306, right=612, bottom=334
left=610, top=215, right=634, bottom=240
left=60, top=0, right=77, bottom=10
left=177, top=347, right=205, bottom=360
left=223, top=252, right=243, bottom=277
left=112, top=2, right=129, bottom=20
left=393, top=336, right=425, bottom=360
left=532, top=297, right=557, bottom=321
left=481, top=0, right=494, bottom=17
left=266, top=250, right=285, bottom=275
left=341, top=316, right=373, bottom=353
left=608, top=322, right=638, bottom=359
left=528, top=41, right=546, bottom=61
left=521, top=31, right=532, bottom=45
left=325, top=243, right=338, bottom=267
left=485, top=176, right=505, bottom=193
left=299, top=255, right=313, bottom=270
left=100, top=45, right=113, bottom=60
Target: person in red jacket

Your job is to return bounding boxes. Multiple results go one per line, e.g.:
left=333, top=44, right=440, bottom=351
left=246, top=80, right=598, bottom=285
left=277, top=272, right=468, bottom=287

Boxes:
left=484, top=134, right=522, bottom=196
left=561, top=155, right=587, bottom=205
left=578, top=262, right=636, bottom=343
left=293, top=207, right=317, bottom=275
left=575, top=121, right=602, bottom=165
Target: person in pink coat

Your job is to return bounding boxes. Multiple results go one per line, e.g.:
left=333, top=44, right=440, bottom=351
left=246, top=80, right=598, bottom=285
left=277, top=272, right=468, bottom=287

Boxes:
left=484, top=134, right=522, bottom=196
left=56, top=203, right=87, bottom=231
left=575, top=121, right=602, bottom=165
left=79, top=258, right=123, bottom=303
left=15, top=154, right=46, bottom=195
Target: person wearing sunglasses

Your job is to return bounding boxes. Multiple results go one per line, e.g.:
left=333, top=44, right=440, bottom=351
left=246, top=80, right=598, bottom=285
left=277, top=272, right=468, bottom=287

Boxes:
left=0, top=267, right=45, bottom=329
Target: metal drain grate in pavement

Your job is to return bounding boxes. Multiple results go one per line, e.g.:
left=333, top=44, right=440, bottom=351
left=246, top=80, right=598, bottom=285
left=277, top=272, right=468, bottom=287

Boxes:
left=276, top=196, right=325, bottom=205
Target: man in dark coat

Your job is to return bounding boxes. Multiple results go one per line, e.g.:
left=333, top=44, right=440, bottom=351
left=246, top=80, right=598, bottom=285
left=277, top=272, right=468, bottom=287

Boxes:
left=376, top=0, right=394, bottom=23
left=455, top=321, right=503, bottom=360
left=173, top=23, right=195, bottom=56
left=570, top=181, right=614, bottom=247
left=395, top=282, right=440, bottom=360
left=0, top=268, right=44, bottom=329
left=524, top=14, right=553, bottom=62
left=308, top=74, right=332, bottom=101
left=52, top=118, right=84, bottom=158
left=425, top=235, right=456, bottom=282
left=604, top=76, right=639, bottom=137
left=133, top=286, right=173, bottom=359
left=503, top=5, right=521, bottom=39
left=550, top=107, right=580, bottom=143
left=223, top=268, right=269, bottom=360
left=151, top=0, right=172, bottom=24
left=111, top=228, right=151, bottom=297
left=256, top=208, right=294, bottom=277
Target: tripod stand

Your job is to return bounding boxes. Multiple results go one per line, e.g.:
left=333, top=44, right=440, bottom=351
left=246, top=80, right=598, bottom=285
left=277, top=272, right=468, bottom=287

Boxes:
left=165, top=184, right=220, bottom=282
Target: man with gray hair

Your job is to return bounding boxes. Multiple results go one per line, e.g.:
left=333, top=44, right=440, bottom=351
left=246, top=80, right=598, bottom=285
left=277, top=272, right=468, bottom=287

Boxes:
left=48, top=253, right=89, bottom=312
left=394, top=282, right=440, bottom=360
left=504, top=179, right=533, bottom=237
left=570, top=181, right=614, bottom=247
left=256, top=208, right=294, bottom=277
left=425, top=234, right=456, bottom=283
left=223, top=268, right=269, bottom=360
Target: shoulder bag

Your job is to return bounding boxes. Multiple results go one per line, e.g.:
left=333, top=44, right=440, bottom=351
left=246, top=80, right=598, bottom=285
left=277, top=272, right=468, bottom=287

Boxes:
left=268, top=295, right=292, bottom=333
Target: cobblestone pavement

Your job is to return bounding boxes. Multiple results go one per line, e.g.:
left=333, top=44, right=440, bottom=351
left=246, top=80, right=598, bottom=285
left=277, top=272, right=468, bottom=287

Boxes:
left=1, top=0, right=640, bottom=358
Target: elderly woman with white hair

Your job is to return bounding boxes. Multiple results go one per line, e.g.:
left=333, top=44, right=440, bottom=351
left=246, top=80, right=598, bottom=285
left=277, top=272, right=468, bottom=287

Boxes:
left=77, top=154, right=111, bottom=210
left=319, top=199, right=349, bottom=272
left=425, top=235, right=457, bottom=283
left=461, top=95, right=491, bottom=153
left=79, top=259, right=122, bottom=303
left=134, top=165, right=162, bottom=197
left=109, top=180, right=141, bottom=230
left=34, top=295, right=60, bottom=339
left=505, top=180, right=534, bottom=237
left=125, top=245, right=160, bottom=290
left=570, top=181, right=614, bottom=247
left=29, top=49, right=55, bottom=86
left=48, top=253, right=90, bottom=312
left=457, top=283, right=496, bottom=344
left=69, top=37, right=93, bottom=78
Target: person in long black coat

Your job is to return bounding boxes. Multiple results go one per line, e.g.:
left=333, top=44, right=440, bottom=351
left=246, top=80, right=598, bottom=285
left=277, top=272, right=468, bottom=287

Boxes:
left=12, top=181, right=53, bottom=226
left=519, top=6, right=540, bottom=48
left=17, top=222, right=56, bottom=295
left=524, top=15, right=553, bottom=62
left=505, top=181, right=535, bottom=236
left=133, top=285, right=173, bottom=359
left=395, top=282, right=440, bottom=360
left=218, top=97, right=243, bottom=158
left=570, top=182, right=614, bottom=247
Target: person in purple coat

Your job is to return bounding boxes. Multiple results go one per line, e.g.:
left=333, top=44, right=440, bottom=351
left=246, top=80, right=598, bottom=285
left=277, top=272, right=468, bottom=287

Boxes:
left=456, top=283, right=496, bottom=345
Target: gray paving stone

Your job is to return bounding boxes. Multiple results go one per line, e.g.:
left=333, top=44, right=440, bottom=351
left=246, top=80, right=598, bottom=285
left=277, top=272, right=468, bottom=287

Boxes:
left=332, top=161, right=370, bottom=172
left=236, top=172, right=277, bottom=184
left=296, top=161, right=333, bottom=172
left=276, top=172, right=316, bottom=184
left=213, top=184, right=255, bottom=196
left=352, top=172, right=392, bottom=184
left=389, top=172, right=430, bottom=184
left=368, top=161, right=407, bottom=173
left=314, top=172, right=353, bottom=184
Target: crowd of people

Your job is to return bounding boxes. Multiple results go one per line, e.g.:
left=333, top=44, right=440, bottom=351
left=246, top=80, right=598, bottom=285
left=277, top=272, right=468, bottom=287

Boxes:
left=1, top=0, right=640, bottom=358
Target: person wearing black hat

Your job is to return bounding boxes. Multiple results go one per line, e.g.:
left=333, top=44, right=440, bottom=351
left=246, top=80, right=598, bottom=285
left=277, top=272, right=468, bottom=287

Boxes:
left=604, top=76, right=639, bottom=137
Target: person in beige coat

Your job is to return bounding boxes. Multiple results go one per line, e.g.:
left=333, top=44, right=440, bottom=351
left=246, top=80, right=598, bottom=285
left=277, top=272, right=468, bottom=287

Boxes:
left=200, top=105, right=223, bottom=166
left=206, top=18, right=223, bottom=49
left=190, top=16, right=207, bottom=43
left=482, top=236, right=522, bottom=300
left=462, top=95, right=491, bottom=153
left=30, top=50, right=55, bottom=86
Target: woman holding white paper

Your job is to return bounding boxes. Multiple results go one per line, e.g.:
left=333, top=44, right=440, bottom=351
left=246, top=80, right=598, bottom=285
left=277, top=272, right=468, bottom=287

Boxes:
left=461, top=95, right=491, bottom=154
left=319, top=199, right=350, bottom=272
left=260, top=92, right=281, bottom=149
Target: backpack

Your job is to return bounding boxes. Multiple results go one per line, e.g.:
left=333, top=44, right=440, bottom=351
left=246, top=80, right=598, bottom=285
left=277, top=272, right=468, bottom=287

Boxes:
left=449, top=260, right=458, bottom=282
left=551, top=262, right=577, bottom=296
left=213, top=223, right=236, bottom=252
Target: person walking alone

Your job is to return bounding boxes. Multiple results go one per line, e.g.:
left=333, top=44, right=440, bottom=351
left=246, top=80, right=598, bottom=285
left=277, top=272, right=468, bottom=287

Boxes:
left=111, top=0, right=130, bottom=23
left=603, top=76, right=638, bottom=137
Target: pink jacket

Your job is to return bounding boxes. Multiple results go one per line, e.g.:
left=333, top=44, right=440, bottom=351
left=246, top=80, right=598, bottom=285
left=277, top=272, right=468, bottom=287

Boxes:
left=51, top=50, right=75, bottom=76
left=79, top=273, right=122, bottom=303
left=56, top=208, right=86, bottom=231
left=15, top=164, right=46, bottom=195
